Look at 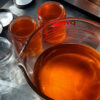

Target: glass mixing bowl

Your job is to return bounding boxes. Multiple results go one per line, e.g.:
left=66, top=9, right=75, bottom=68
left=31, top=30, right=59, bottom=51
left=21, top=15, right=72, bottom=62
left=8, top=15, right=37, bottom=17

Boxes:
left=16, top=17, right=100, bottom=100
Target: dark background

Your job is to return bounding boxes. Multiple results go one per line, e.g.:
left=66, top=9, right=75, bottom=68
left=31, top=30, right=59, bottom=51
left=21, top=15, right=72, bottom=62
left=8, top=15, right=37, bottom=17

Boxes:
left=0, top=0, right=9, bottom=7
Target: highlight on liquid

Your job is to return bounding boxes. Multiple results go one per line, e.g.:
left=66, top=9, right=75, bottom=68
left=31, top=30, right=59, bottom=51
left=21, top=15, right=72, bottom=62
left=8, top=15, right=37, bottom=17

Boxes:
left=33, top=43, right=100, bottom=100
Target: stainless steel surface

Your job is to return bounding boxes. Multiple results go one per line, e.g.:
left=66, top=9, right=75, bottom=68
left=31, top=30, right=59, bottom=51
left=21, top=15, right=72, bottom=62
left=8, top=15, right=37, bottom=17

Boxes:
left=0, top=0, right=9, bottom=8
left=64, top=0, right=100, bottom=18
left=0, top=9, right=13, bottom=27
left=1, top=0, right=93, bottom=22
left=15, top=0, right=33, bottom=5
left=0, top=24, right=3, bottom=34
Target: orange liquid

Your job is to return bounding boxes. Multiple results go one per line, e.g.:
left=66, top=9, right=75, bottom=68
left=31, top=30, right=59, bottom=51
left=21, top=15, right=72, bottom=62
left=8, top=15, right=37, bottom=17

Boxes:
left=37, top=2, right=66, bottom=44
left=9, top=17, right=42, bottom=57
left=33, top=43, right=100, bottom=100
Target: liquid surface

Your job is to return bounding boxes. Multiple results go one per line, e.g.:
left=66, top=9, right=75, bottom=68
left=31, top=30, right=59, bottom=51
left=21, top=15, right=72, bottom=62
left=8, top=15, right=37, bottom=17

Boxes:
left=33, top=43, right=100, bottom=100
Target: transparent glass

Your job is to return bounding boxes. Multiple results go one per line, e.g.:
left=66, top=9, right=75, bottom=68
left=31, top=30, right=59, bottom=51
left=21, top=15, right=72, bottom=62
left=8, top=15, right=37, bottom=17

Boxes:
left=37, top=1, right=66, bottom=26
left=17, top=18, right=100, bottom=100
left=0, top=37, right=13, bottom=78
left=37, top=1, right=66, bottom=44
left=0, top=37, right=20, bottom=93
left=9, top=16, right=42, bottom=58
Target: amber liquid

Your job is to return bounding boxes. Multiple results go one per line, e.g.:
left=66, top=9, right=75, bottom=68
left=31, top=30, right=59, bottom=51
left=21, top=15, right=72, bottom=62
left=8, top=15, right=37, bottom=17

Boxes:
left=33, top=43, right=100, bottom=100
left=37, top=2, right=66, bottom=44
left=9, top=18, right=42, bottom=57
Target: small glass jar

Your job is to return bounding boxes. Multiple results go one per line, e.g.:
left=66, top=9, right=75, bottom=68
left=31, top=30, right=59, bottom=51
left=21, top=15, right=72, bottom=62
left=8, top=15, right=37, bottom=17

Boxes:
left=9, top=16, right=42, bottom=58
left=37, top=1, right=66, bottom=44
left=37, top=1, right=66, bottom=26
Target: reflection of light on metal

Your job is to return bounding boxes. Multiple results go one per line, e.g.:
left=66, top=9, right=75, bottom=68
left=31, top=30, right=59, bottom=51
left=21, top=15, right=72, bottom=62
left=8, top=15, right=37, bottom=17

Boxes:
left=0, top=9, right=13, bottom=27
left=0, top=12, right=13, bottom=27
left=0, top=23, right=3, bottom=34
left=9, top=5, right=24, bottom=16
left=14, top=0, right=34, bottom=8
left=15, top=0, right=33, bottom=6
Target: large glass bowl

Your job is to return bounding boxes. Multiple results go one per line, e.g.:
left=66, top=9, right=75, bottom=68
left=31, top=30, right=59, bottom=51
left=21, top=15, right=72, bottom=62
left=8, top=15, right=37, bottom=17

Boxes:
left=17, top=17, right=100, bottom=100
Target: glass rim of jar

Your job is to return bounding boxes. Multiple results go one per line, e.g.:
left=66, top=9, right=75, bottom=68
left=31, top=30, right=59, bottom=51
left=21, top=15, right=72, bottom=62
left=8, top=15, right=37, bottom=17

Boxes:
left=9, top=16, right=37, bottom=39
left=37, top=1, right=66, bottom=21
left=0, top=37, right=13, bottom=65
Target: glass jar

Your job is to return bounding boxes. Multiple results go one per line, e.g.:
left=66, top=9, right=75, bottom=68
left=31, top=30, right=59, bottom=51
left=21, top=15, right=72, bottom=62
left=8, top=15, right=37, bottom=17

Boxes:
left=0, top=37, right=25, bottom=94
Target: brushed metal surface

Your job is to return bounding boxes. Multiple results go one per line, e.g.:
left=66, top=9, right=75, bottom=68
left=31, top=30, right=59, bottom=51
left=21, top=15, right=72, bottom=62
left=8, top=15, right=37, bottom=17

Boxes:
left=64, top=0, right=100, bottom=18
